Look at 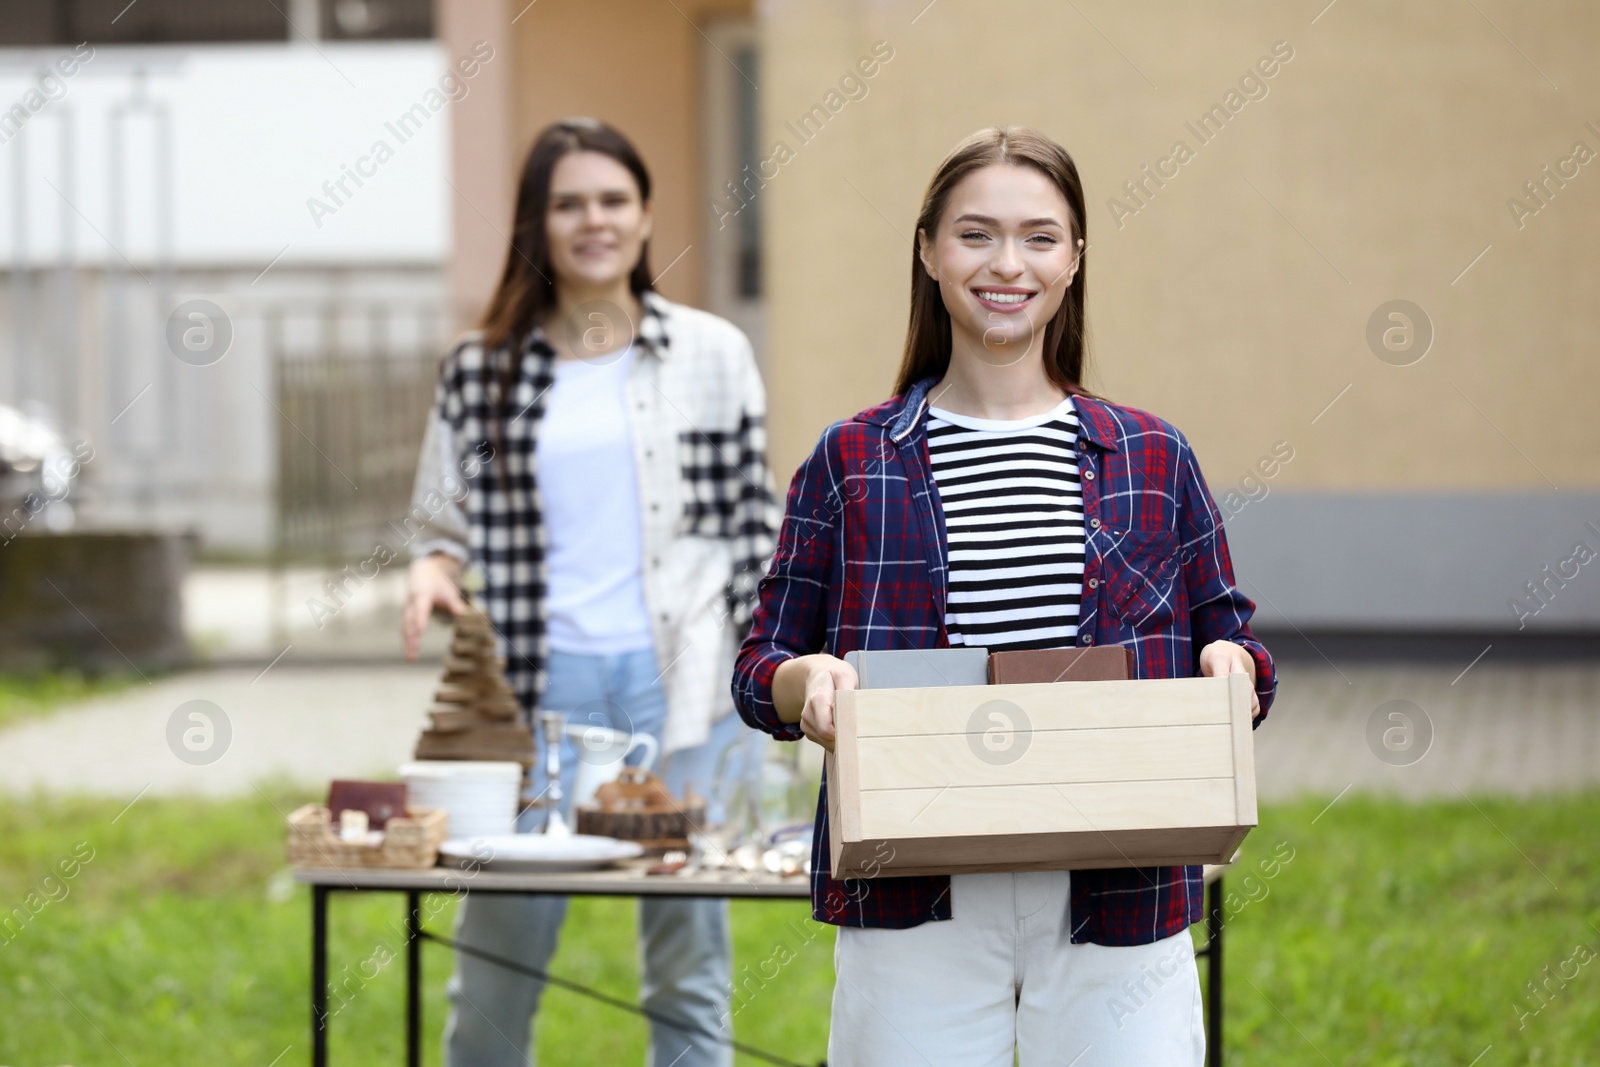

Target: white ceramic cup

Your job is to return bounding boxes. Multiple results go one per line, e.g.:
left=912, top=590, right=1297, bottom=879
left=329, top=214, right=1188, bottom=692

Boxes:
left=399, top=760, right=522, bottom=841
left=565, top=723, right=659, bottom=809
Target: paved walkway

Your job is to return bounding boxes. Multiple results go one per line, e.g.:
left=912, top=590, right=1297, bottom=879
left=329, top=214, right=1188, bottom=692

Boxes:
left=1252, top=660, right=1600, bottom=800
left=0, top=665, right=437, bottom=799
left=0, top=661, right=1594, bottom=801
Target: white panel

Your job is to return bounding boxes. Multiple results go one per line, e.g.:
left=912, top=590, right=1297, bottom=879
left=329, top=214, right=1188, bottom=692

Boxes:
left=0, top=41, right=457, bottom=265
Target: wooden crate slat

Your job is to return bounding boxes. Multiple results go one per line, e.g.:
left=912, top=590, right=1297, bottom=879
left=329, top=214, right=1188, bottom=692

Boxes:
left=839, top=823, right=1247, bottom=877
left=854, top=723, right=1235, bottom=791
left=839, top=676, right=1235, bottom=738
left=858, top=777, right=1239, bottom=839
left=834, top=689, right=863, bottom=841
left=1228, top=671, right=1259, bottom=827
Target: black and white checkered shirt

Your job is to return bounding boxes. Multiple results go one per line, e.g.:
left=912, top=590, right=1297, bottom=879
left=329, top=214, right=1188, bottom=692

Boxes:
left=410, top=290, right=779, bottom=751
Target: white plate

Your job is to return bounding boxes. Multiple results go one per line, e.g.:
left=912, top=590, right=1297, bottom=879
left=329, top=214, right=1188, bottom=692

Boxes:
left=439, top=834, right=645, bottom=873
left=448, top=829, right=517, bottom=842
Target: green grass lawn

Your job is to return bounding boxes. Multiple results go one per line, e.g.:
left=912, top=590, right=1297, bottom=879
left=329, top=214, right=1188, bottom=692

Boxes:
left=1, top=788, right=1596, bottom=1065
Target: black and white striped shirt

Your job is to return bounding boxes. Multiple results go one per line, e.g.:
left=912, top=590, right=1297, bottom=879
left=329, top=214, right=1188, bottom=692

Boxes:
left=926, top=396, right=1085, bottom=652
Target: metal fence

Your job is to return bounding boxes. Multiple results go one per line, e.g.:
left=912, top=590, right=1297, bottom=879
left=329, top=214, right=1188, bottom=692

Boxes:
left=268, top=303, right=445, bottom=565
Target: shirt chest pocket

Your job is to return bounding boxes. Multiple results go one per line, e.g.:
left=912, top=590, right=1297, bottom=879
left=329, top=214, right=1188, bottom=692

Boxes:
left=1101, top=527, right=1182, bottom=632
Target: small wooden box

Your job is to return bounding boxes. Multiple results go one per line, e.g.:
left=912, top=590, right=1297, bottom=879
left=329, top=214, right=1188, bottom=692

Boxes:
left=827, top=674, right=1256, bottom=878
left=574, top=767, right=707, bottom=856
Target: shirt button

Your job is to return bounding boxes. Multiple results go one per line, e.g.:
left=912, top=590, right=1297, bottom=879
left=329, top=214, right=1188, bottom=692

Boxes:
left=1080, top=633, right=1094, bottom=645
left=1087, top=577, right=1099, bottom=589
left=1089, top=517, right=1101, bottom=529
left=650, top=502, right=660, bottom=512
left=651, top=557, right=660, bottom=568
left=1083, top=469, right=1095, bottom=480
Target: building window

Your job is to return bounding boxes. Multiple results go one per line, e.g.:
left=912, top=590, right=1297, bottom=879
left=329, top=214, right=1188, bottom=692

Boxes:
left=321, top=0, right=433, bottom=42
left=733, top=44, right=761, bottom=299
left=699, top=18, right=763, bottom=372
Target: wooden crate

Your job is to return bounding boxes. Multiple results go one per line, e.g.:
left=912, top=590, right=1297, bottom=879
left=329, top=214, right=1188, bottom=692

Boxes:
left=827, top=674, right=1256, bottom=878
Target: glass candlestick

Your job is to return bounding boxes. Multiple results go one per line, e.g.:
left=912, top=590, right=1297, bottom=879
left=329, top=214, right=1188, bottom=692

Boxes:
left=536, top=710, right=572, bottom=838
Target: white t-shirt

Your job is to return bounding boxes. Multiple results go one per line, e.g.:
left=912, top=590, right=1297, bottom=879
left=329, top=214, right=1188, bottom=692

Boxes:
left=539, top=349, right=654, bottom=654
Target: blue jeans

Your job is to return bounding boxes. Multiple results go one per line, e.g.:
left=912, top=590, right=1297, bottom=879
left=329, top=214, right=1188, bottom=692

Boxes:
left=443, top=647, right=746, bottom=1067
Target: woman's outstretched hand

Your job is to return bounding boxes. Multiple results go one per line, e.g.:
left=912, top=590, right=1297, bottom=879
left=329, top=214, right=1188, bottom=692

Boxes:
left=773, top=653, right=860, bottom=752
left=403, top=553, right=466, bottom=662
left=1199, top=640, right=1261, bottom=721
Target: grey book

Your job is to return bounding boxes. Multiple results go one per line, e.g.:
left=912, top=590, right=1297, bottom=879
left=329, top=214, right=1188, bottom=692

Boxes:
left=843, top=648, right=990, bottom=689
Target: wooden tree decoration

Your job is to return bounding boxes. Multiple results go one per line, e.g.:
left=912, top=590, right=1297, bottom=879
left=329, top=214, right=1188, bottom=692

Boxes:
left=413, top=605, right=535, bottom=765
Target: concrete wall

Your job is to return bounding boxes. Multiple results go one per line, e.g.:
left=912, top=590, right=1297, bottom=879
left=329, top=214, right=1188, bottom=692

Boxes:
left=1228, top=492, right=1600, bottom=631
left=0, top=532, right=191, bottom=672
left=756, top=0, right=1600, bottom=631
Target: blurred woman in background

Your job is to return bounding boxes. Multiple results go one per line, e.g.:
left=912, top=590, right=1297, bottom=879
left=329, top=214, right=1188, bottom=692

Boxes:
left=403, top=117, right=777, bottom=1067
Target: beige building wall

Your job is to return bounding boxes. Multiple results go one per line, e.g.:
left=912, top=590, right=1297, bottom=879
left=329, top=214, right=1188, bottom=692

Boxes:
left=440, top=0, right=752, bottom=329
left=757, top=0, right=1600, bottom=493
left=439, top=0, right=517, bottom=330
left=439, top=0, right=1598, bottom=629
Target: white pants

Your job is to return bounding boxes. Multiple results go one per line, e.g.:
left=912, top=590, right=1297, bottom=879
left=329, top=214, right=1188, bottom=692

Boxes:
left=828, top=871, right=1205, bottom=1066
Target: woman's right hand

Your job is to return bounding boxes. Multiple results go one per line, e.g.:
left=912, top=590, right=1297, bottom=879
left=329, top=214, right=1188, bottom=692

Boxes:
left=403, top=553, right=466, bottom=661
left=775, top=654, right=859, bottom=752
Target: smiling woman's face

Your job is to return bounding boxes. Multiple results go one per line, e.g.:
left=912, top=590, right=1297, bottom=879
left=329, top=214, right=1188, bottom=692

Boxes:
left=918, top=163, right=1081, bottom=360
left=544, top=150, right=654, bottom=294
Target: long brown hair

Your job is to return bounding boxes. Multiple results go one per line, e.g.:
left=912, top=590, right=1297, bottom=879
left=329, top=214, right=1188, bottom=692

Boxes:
left=476, top=117, right=655, bottom=379
left=893, top=126, right=1092, bottom=398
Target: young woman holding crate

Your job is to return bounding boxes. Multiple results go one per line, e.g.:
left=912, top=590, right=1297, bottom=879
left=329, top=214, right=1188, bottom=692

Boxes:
left=733, top=126, right=1276, bottom=1065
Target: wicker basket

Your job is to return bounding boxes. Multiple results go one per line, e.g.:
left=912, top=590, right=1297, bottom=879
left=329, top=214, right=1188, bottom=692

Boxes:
left=286, top=805, right=449, bottom=869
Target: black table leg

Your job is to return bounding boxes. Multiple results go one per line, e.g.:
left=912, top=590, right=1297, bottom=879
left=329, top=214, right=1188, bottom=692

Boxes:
left=1206, top=876, right=1224, bottom=1067
left=313, top=885, right=329, bottom=1067
left=406, top=890, right=422, bottom=1067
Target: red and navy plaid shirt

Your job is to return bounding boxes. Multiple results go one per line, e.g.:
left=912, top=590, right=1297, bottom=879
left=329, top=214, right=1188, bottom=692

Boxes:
left=732, top=376, right=1277, bottom=946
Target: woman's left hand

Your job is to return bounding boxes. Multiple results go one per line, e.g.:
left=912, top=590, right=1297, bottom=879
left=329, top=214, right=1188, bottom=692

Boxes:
left=1198, top=640, right=1261, bottom=722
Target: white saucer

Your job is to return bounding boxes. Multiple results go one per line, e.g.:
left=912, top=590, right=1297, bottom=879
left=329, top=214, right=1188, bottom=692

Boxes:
left=440, top=834, right=645, bottom=873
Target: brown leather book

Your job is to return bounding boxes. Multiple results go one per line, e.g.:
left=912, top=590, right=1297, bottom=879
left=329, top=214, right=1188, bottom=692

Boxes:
left=326, top=780, right=409, bottom=829
left=986, top=645, right=1134, bottom=685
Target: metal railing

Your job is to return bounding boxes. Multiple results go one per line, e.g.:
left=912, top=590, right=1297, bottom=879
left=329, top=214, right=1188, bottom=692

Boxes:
left=267, top=302, right=445, bottom=565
